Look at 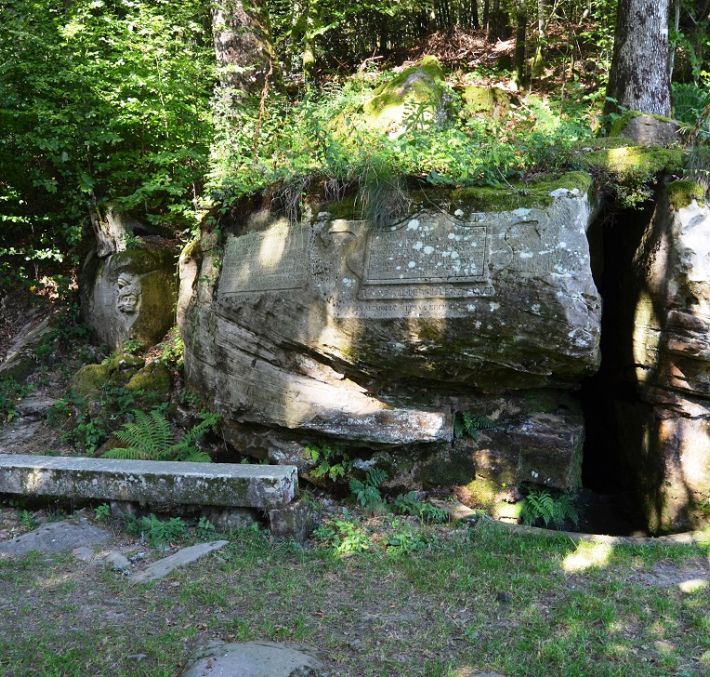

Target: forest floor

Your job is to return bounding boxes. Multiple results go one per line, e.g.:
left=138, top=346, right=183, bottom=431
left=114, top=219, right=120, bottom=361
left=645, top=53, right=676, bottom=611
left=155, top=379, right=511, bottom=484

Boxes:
left=0, top=502, right=709, bottom=676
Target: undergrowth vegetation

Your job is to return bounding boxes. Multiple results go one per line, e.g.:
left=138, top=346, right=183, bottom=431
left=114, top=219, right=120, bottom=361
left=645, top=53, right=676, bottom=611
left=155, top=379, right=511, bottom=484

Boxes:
left=206, top=75, right=596, bottom=216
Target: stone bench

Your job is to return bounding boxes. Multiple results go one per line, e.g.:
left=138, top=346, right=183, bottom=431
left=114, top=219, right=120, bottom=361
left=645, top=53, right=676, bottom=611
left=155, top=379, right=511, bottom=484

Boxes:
left=0, top=455, right=299, bottom=526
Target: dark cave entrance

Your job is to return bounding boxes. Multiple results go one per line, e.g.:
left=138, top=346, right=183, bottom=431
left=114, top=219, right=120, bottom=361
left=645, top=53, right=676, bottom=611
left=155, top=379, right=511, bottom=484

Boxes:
left=576, top=200, right=657, bottom=534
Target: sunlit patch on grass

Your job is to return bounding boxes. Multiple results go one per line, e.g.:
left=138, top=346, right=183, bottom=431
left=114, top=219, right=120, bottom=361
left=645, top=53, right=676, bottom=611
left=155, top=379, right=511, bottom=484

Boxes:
left=562, top=541, right=613, bottom=572
left=678, top=577, right=708, bottom=593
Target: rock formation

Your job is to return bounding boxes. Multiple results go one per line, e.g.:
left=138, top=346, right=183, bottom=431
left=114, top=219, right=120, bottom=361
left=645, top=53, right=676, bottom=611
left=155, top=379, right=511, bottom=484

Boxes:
left=615, top=180, right=710, bottom=530
left=81, top=246, right=177, bottom=351
left=181, top=174, right=601, bottom=501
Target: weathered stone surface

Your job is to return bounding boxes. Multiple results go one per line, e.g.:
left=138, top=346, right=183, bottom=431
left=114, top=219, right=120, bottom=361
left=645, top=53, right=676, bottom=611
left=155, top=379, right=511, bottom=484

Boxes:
left=0, top=455, right=298, bottom=510
left=613, top=112, right=680, bottom=147
left=182, top=180, right=600, bottom=493
left=81, top=245, right=177, bottom=351
left=105, top=550, right=131, bottom=573
left=0, top=520, right=110, bottom=558
left=131, top=540, right=228, bottom=583
left=204, top=507, right=257, bottom=531
left=182, top=640, right=323, bottom=677
left=616, top=184, right=710, bottom=530
left=90, top=206, right=142, bottom=258
left=268, top=500, right=314, bottom=542
left=14, top=396, right=58, bottom=419
left=0, top=312, right=52, bottom=380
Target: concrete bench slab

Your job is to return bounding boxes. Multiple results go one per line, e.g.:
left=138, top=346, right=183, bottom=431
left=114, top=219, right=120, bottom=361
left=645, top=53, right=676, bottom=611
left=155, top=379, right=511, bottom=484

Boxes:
left=0, top=455, right=297, bottom=510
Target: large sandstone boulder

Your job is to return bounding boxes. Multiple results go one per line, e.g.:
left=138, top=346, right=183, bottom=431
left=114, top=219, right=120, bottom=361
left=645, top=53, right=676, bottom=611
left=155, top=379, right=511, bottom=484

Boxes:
left=82, top=246, right=177, bottom=351
left=181, top=173, right=601, bottom=497
left=616, top=181, right=710, bottom=531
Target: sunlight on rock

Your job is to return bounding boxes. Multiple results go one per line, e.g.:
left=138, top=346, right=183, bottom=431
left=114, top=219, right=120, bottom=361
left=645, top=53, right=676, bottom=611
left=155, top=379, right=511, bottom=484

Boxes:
left=632, top=290, right=659, bottom=383
left=562, top=541, right=612, bottom=572
left=22, top=469, right=44, bottom=493
left=258, top=219, right=289, bottom=269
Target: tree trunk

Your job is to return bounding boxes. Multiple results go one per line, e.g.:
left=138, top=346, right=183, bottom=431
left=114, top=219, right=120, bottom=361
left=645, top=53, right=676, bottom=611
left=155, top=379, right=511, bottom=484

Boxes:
left=471, top=0, right=479, bottom=29
left=514, top=0, right=528, bottom=84
left=605, top=0, right=671, bottom=116
left=211, top=0, right=281, bottom=97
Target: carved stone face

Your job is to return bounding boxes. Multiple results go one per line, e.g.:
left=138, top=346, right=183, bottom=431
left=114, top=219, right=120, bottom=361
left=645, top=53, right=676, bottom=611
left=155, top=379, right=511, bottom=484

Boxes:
left=116, top=273, right=140, bottom=314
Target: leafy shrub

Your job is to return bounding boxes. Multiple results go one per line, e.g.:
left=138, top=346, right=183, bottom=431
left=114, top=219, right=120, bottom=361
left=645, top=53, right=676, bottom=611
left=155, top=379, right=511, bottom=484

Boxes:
left=104, top=409, right=218, bottom=462
left=392, top=492, right=450, bottom=524
left=520, top=489, right=579, bottom=530
left=314, top=518, right=371, bottom=554
left=0, top=378, right=33, bottom=423
left=127, top=514, right=187, bottom=547
left=196, top=516, right=217, bottom=540
left=385, top=520, right=429, bottom=556
left=305, top=443, right=352, bottom=482
left=673, top=82, right=710, bottom=126
left=94, top=504, right=111, bottom=522
left=349, top=467, right=387, bottom=513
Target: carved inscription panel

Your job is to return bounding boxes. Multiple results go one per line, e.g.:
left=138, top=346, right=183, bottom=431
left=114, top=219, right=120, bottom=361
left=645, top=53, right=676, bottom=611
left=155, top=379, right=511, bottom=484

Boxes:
left=360, top=216, right=489, bottom=300
left=219, top=221, right=308, bottom=296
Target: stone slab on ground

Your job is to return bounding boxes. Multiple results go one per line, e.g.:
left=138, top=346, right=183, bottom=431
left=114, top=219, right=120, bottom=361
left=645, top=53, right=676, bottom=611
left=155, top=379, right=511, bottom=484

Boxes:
left=0, top=454, right=298, bottom=510
left=0, top=520, right=110, bottom=558
left=182, top=640, right=323, bottom=677
left=131, top=540, right=228, bottom=583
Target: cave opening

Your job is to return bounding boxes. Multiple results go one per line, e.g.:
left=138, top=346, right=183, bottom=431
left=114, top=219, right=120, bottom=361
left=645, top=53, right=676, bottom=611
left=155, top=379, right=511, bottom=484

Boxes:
left=576, top=200, right=657, bottom=534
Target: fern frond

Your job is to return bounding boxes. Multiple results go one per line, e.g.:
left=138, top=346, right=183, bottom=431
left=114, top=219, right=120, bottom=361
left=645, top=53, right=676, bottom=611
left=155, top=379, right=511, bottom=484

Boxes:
left=104, top=446, right=149, bottom=461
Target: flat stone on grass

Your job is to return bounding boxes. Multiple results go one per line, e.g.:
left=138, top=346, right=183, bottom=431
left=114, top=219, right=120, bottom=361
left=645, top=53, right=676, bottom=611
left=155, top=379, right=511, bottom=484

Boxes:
left=0, top=520, right=110, bottom=558
left=182, top=640, right=323, bottom=677
left=131, top=540, right=228, bottom=584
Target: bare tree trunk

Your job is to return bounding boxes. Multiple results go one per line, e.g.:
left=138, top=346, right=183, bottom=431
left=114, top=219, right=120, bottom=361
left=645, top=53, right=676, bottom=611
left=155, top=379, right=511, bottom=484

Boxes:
left=514, top=0, right=528, bottom=84
left=605, top=0, right=671, bottom=116
left=211, top=0, right=281, bottom=97
left=667, top=0, right=680, bottom=82
left=471, top=0, right=479, bottom=29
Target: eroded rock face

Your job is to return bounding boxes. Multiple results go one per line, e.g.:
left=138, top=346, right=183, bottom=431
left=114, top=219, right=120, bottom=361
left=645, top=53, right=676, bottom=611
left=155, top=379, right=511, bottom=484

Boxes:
left=82, top=247, right=177, bottom=351
left=617, top=184, right=710, bottom=530
left=182, top=179, right=601, bottom=494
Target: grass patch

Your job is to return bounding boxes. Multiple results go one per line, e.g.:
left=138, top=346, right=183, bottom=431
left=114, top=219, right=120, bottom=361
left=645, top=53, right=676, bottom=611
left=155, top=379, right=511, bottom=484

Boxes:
left=0, top=510, right=708, bottom=676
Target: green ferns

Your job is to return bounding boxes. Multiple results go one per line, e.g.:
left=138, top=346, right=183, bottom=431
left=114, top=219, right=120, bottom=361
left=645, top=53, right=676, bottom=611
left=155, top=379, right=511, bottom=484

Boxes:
left=453, top=412, right=496, bottom=440
left=521, top=489, right=579, bottom=529
left=104, top=409, right=218, bottom=462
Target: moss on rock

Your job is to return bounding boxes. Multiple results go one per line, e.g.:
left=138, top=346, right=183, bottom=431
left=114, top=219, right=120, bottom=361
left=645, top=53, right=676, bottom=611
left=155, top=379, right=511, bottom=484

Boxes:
left=609, top=110, right=677, bottom=138
left=460, top=85, right=510, bottom=119
left=362, top=56, right=446, bottom=134
left=71, top=353, right=145, bottom=396
left=452, top=171, right=592, bottom=212
left=667, top=179, right=706, bottom=210
left=126, top=362, right=171, bottom=396
left=71, top=364, right=111, bottom=397
left=584, top=145, right=683, bottom=179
